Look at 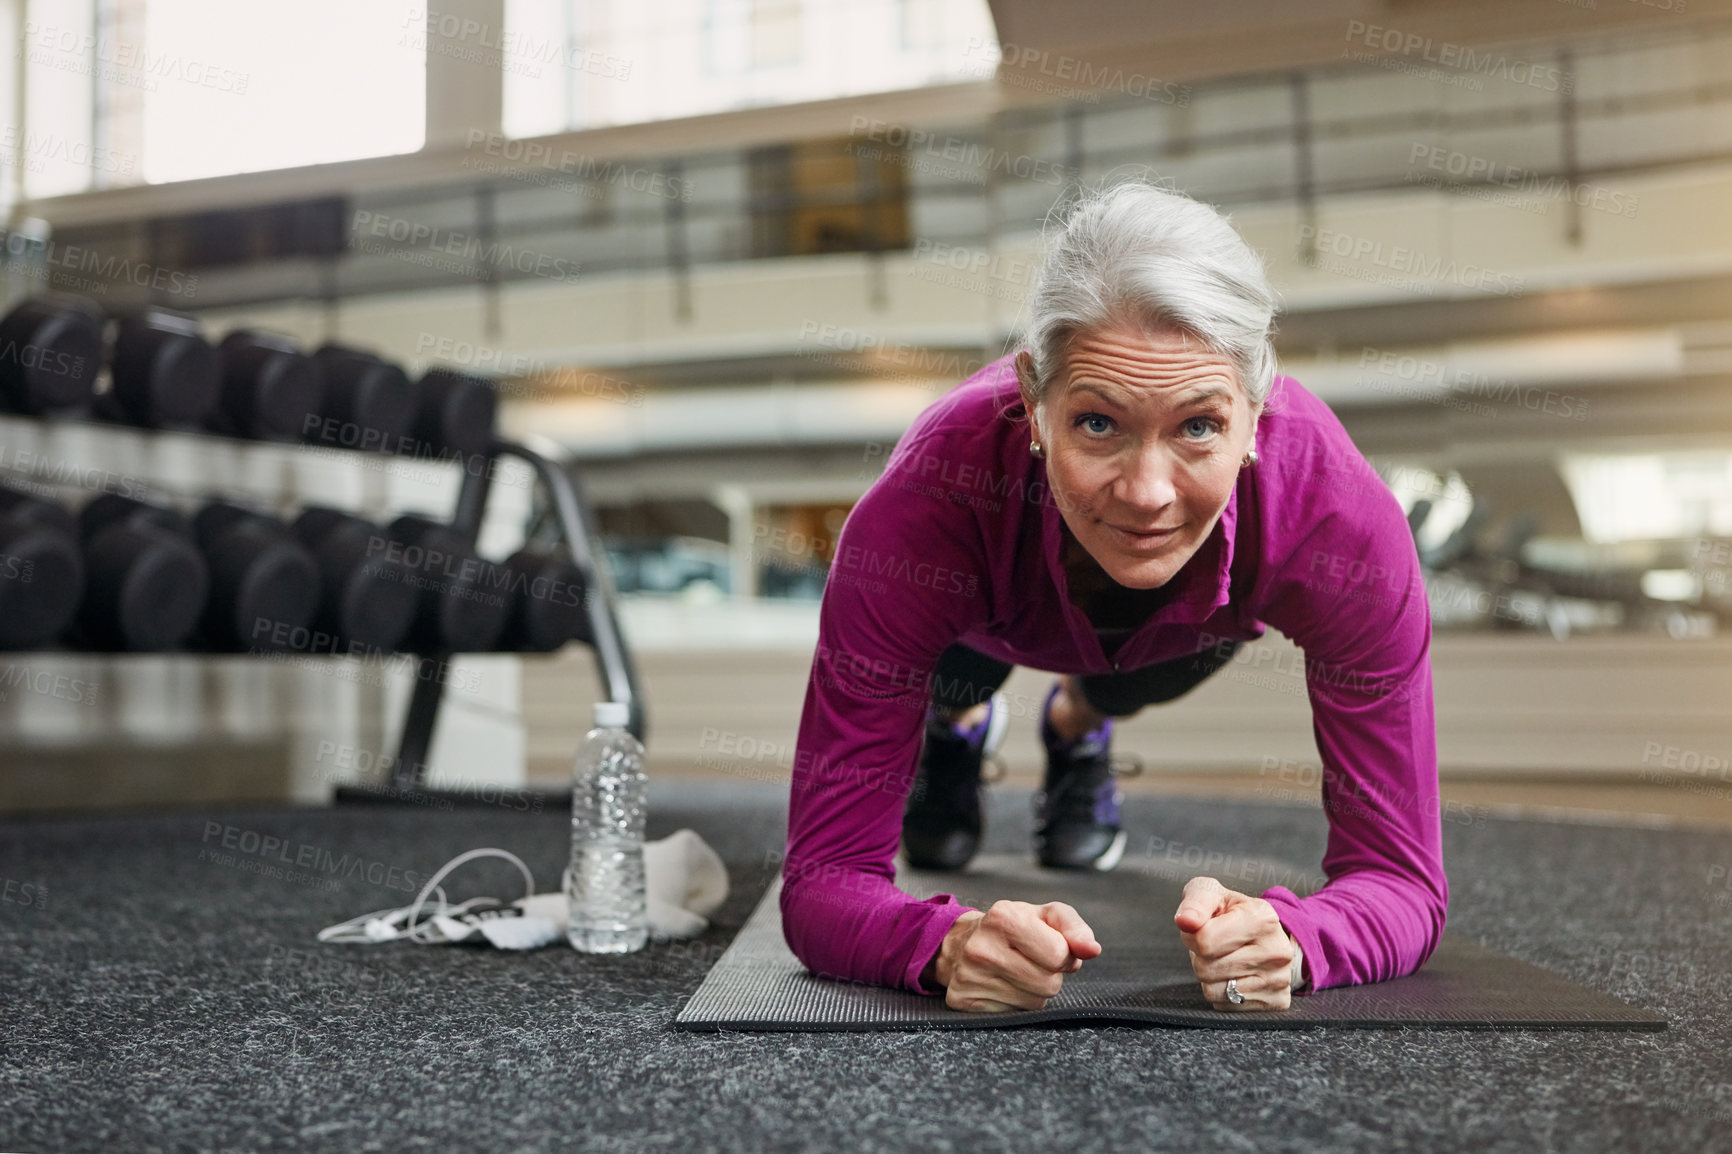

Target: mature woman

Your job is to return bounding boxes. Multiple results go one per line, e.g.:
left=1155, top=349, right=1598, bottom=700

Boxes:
left=781, top=180, right=1447, bottom=1013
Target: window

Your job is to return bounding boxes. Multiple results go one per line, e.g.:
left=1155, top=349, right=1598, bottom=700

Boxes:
left=1561, top=451, right=1732, bottom=543
left=23, top=0, right=425, bottom=192
left=750, top=0, right=802, bottom=69
left=503, top=0, right=997, bottom=136
left=746, top=138, right=910, bottom=259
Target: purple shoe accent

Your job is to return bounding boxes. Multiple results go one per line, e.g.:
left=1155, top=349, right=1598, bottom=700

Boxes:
left=1092, top=783, right=1122, bottom=827
left=928, top=699, right=994, bottom=750
left=1039, top=681, right=1121, bottom=828
left=954, top=703, right=995, bottom=748
left=1038, top=682, right=1112, bottom=756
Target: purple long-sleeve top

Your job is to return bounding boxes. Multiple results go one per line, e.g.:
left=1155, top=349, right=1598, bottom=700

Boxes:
left=780, top=354, right=1448, bottom=995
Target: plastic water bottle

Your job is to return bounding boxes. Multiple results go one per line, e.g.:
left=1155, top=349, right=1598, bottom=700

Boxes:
left=568, top=700, right=648, bottom=953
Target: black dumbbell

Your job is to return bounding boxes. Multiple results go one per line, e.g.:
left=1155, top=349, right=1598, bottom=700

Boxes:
left=102, top=310, right=220, bottom=430
left=189, top=500, right=322, bottom=652
left=386, top=514, right=509, bottom=653
left=290, top=507, right=419, bottom=653
left=0, top=296, right=103, bottom=415
left=309, top=344, right=414, bottom=453
left=214, top=330, right=326, bottom=443
left=0, top=484, right=85, bottom=649
left=80, top=492, right=189, bottom=538
left=411, top=368, right=497, bottom=461
left=495, top=548, right=590, bottom=652
left=75, top=494, right=209, bottom=651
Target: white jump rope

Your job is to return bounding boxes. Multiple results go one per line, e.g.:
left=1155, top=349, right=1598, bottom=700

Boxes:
left=317, top=833, right=729, bottom=951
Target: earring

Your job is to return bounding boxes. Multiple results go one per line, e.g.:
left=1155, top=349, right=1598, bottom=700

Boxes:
left=1030, top=440, right=1044, bottom=458
left=1241, top=445, right=1258, bottom=467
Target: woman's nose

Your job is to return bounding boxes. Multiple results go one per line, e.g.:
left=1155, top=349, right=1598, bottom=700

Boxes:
left=1116, top=445, right=1178, bottom=510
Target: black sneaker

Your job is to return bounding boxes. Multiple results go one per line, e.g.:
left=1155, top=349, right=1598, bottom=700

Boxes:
left=902, top=693, right=1008, bottom=871
left=1034, top=682, right=1128, bottom=870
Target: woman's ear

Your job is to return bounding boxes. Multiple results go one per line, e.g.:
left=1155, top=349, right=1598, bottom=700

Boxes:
left=1014, top=350, right=1041, bottom=439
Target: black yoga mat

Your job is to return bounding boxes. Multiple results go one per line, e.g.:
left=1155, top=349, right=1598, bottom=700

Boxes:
left=674, top=853, right=1666, bottom=1031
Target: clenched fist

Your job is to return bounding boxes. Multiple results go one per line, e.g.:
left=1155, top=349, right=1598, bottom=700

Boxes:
left=923, top=900, right=1102, bottom=1012
left=1173, top=876, right=1301, bottom=1011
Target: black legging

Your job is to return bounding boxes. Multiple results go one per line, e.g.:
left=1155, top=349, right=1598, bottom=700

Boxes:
left=929, top=638, right=1243, bottom=718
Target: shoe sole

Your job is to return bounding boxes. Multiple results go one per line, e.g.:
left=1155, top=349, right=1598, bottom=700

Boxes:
left=982, top=691, right=1011, bottom=758
left=1092, top=828, right=1128, bottom=871
left=1034, top=827, right=1129, bottom=872
left=901, top=828, right=980, bottom=872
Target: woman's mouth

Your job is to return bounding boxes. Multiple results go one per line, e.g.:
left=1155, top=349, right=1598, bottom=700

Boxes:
left=1104, top=521, right=1179, bottom=548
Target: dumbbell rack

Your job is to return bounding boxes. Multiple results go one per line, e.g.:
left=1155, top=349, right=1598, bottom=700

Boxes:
left=0, top=406, right=644, bottom=809
left=0, top=285, right=644, bottom=806
left=334, top=436, right=645, bottom=809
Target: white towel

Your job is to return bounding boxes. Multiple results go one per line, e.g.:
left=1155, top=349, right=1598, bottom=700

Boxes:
left=522, top=827, right=730, bottom=941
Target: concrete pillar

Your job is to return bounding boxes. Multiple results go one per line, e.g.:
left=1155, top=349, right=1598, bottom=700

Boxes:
left=422, top=0, right=506, bottom=151
left=0, top=0, right=24, bottom=217
left=713, top=483, right=758, bottom=599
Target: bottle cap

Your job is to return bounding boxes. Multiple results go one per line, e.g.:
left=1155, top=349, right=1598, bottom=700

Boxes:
left=593, top=700, right=630, bottom=728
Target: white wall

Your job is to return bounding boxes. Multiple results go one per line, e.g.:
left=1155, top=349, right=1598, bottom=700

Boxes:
left=526, top=600, right=1732, bottom=779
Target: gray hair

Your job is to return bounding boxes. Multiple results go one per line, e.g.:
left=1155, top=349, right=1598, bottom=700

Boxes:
left=1015, top=180, right=1279, bottom=412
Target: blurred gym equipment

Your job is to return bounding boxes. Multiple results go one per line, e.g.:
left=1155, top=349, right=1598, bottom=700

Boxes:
left=0, top=484, right=86, bottom=650
left=310, top=344, right=415, bottom=452
left=0, top=296, right=103, bottom=416
left=213, top=330, right=326, bottom=443
left=103, top=310, right=220, bottom=431
left=495, top=547, right=591, bottom=652
left=412, top=368, right=497, bottom=461
left=290, top=507, right=421, bottom=654
left=189, top=500, right=323, bottom=652
left=386, top=513, right=510, bottom=653
left=75, top=493, right=210, bottom=651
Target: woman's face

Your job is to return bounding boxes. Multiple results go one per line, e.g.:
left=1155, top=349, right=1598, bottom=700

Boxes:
left=1020, top=323, right=1260, bottom=591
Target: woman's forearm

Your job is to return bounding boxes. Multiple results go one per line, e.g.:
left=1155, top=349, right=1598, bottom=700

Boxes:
left=779, top=854, right=972, bottom=992
left=1262, top=864, right=1446, bottom=989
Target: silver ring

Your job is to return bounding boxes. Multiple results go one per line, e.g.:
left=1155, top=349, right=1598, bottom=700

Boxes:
left=1225, top=979, right=1245, bottom=1005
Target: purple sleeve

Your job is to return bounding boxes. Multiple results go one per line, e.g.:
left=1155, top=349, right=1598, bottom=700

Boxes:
left=779, top=470, right=985, bottom=994
left=778, top=652, right=973, bottom=994
left=1259, top=487, right=1449, bottom=991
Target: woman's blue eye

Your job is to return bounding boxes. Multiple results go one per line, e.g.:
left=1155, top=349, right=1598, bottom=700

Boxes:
left=1077, top=413, right=1112, bottom=435
left=1182, top=417, right=1221, bottom=439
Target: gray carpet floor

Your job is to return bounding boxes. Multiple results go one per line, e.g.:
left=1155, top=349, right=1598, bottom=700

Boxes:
left=1, top=781, right=1729, bottom=1154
